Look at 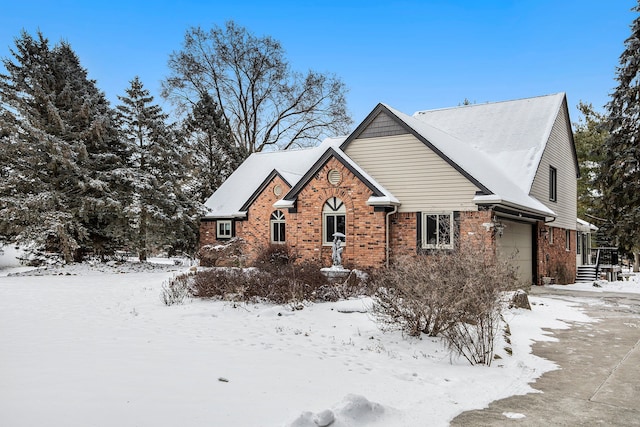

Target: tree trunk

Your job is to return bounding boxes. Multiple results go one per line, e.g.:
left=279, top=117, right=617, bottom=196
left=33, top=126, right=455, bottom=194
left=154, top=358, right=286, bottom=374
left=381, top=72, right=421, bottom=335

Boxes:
left=138, top=206, right=147, bottom=262
left=634, top=252, right=639, bottom=273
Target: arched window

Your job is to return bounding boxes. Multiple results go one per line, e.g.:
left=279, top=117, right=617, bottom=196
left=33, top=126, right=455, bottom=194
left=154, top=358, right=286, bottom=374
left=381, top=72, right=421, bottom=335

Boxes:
left=270, top=210, right=286, bottom=243
left=322, top=197, right=346, bottom=245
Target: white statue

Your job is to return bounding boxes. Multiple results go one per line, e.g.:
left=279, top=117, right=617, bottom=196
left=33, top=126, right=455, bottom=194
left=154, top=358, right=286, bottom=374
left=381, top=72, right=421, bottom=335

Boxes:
left=331, top=232, right=345, bottom=267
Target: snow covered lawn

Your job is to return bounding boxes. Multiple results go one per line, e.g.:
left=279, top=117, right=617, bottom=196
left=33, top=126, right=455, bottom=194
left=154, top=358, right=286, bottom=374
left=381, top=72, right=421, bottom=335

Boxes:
left=0, top=259, right=592, bottom=426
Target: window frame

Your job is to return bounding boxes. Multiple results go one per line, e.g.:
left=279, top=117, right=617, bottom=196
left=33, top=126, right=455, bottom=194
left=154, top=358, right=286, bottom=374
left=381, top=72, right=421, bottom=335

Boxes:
left=322, top=197, right=346, bottom=246
left=549, top=226, right=554, bottom=245
left=270, top=210, right=286, bottom=244
left=549, top=166, right=558, bottom=202
left=217, top=220, right=233, bottom=239
left=421, top=212, right=454, bottom=250
left=565, top=229, right=571, bottom=251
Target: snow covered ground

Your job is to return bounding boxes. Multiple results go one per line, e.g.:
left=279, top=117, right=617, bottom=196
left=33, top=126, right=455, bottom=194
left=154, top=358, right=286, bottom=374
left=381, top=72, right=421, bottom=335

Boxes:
left=0, top=248, right=595, bottom=426
left=550, top=271, right=640, bottom=294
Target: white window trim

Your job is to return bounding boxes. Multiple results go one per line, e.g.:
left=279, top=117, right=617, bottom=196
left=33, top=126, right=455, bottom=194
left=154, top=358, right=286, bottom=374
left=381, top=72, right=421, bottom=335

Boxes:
left=217, top=220, right=232, bottom=239
left=565, top=229, right=571, bottom=251
left=322, top=197, right=346, bottom=246
left=270, top=210, right=286, bottom=244
left=422, top=212, right=454, bottom=250
left=322, top=213, right=347, bottom=246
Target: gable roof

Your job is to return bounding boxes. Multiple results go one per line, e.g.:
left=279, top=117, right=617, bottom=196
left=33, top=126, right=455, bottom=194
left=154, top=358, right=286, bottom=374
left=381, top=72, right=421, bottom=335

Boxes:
left=203, top=137, right=398, bottom=218
left=275, top=144, right=399, bottom=209
left=202, top=145, right=323, bottom=218
left=341, top=100, right=559, bottom=218
left=413, top=93, right=569, bottom=193
left=204, top=93, right=572, bottom=220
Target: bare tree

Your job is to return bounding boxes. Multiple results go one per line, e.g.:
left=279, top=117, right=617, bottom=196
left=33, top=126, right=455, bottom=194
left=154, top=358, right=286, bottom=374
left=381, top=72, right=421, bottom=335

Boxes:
left=162, top=21, right=352, bottom=153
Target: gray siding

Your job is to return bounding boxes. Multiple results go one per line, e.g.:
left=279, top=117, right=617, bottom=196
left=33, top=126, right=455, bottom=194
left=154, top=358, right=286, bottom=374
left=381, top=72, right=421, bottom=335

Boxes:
left=344, top=134, right=480, bottom=212
left=358, top=112, right=409, bottom=139
left=530, top=101, right=578, bottom=230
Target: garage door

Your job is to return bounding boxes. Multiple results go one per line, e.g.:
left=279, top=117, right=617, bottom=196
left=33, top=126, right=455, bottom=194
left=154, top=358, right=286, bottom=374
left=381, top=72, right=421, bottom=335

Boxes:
left=496, top=219, right=533, bottom=286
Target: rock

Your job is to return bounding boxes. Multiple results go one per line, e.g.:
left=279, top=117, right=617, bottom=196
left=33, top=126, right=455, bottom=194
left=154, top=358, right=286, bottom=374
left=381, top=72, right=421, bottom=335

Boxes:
left=510, top=289, right=531, bottom=310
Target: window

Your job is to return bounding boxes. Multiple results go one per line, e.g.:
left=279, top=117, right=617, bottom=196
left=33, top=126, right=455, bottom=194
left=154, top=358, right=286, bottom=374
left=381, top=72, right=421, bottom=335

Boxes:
left=422, top=213, right=453, bottom=249
left=270, top=210, right=286, bottom=243
left=549, top=166, right=557, bottom=202
left=549, top=227, right=554, bottom=244
left=217, top=220, right=232, bottom=239
left=323, top=197, right=346, bottom=245
left=565, top=229, right=571, bottom=251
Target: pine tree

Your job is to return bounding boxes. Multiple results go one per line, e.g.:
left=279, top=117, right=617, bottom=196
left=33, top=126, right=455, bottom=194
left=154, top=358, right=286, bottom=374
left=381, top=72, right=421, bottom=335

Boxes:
left=602, top=1, right=640, bottom=269
left=574, top=102, right=607, bottom=221
left=0, top=31, right=125, bottom=261
left=117, top=77, right=201, bottom=261
left=183, top=93, right=248, bottom=202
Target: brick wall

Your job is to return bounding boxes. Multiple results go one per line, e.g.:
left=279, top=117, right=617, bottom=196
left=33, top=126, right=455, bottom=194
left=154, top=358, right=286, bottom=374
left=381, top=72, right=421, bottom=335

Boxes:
left=200, top=220, right=218, bottom=246
left=536, top=223, right=576, bottom=285
left=198, top=175, right=291, bottom=263
left=458, top=210, right=495, bottom=255
left=238, top=175, right=291, bottom=262
left=389, top=210, right=495, bottom=261
left=389, top=212, right=417, bottom=260
left=288, top=157, right=387, bottom=268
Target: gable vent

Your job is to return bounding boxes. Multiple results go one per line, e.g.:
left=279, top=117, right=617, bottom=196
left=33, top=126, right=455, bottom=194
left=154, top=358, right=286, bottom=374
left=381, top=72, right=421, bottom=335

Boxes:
left=328, top=169, right=342, bottom=185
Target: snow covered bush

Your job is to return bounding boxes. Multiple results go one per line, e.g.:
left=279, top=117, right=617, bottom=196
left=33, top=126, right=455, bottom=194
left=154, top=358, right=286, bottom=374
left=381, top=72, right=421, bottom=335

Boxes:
left=161, top=272, right=192, bottom=306
left=198, top=238, right=246, bottom=267
left=372, top=233, right=518, bottom=365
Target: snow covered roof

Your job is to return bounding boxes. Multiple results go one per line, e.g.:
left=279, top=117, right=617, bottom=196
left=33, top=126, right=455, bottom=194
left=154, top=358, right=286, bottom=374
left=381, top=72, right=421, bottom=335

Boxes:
left=203, top=146, right=324, bottom=218
left=577, top=218, right=598, bottom=232
left=276, top=141, right=400, bottom=208
left=413, top=93, right=566, bottom=194
left=377, top=102, right=557, bottom=217
left=205, top=93, right=567, bottom=220
left=203, top=137, right=398, bottom=218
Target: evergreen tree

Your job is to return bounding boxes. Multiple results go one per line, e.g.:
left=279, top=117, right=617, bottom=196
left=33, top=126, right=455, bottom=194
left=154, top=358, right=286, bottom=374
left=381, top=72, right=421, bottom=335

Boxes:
left=602, top=1, right=640, bottom=269
left=183, top=93, right=248, bottom=202
left=573, top=102, right=607, bottom=221
left=0, top=31, right=125, bottom=261
left=117, top=77, right=201, bottom=261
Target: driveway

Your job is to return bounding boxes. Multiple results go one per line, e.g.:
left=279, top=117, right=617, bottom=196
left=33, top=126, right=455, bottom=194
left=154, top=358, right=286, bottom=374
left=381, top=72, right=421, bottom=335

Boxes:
left=451, top=286, right=640, bottom=426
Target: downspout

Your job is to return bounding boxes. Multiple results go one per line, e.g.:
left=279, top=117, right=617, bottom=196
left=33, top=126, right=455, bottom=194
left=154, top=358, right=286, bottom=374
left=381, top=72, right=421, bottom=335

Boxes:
left=386, top=206, right=398, bottom=268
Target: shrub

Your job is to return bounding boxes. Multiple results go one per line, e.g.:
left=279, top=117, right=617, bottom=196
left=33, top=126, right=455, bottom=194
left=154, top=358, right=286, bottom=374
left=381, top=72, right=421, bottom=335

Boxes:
left=161, top=272, right=192, bottom=306
left=198, top=238, right=246, bottom=267
left=189, top=260, right=371, bottom=305
left=252, top=243, right=294, bottom=268
left=371, top=231, right=518, bottom=365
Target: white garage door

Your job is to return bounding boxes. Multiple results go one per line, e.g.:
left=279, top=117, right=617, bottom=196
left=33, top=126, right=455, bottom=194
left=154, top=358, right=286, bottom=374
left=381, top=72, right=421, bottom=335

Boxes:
left=496, top=219, right=533, bottom=286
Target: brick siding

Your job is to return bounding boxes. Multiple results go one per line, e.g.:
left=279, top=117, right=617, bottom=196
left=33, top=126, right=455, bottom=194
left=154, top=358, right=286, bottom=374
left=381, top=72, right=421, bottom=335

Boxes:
left=287, top=157, right=387, bottom=268
left=536, top=223, right=576, bottom=285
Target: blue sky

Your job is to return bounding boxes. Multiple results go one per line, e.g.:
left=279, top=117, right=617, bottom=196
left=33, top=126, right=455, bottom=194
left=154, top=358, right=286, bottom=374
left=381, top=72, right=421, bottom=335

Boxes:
left=1, top=0, right=636, bottom=128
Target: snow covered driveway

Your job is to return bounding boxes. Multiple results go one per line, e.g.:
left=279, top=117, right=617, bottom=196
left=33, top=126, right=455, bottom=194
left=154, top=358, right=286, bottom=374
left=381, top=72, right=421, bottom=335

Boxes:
left=0, top=265, right=591, bottom=426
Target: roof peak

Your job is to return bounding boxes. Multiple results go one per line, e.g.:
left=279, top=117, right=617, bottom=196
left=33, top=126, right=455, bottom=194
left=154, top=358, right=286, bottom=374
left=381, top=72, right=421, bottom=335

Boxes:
left=413, top=92, right=565, bottom=116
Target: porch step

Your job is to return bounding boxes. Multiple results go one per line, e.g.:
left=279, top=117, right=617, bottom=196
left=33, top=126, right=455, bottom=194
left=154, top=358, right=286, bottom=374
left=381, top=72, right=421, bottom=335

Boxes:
left=576, top=265, right=597, bottom=282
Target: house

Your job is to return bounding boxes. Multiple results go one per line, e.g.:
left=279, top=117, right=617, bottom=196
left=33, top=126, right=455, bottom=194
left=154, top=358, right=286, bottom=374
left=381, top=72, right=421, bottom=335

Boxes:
left=200, top=93, right=579, bottom=286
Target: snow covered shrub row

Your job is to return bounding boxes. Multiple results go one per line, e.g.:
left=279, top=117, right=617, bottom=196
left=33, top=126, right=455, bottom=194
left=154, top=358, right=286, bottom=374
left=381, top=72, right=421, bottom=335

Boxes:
left=190, top=262, right=365, bottom=304
left=371, top=235, right=519, bottom=366
left=188, top=245, right=371, bottom=304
